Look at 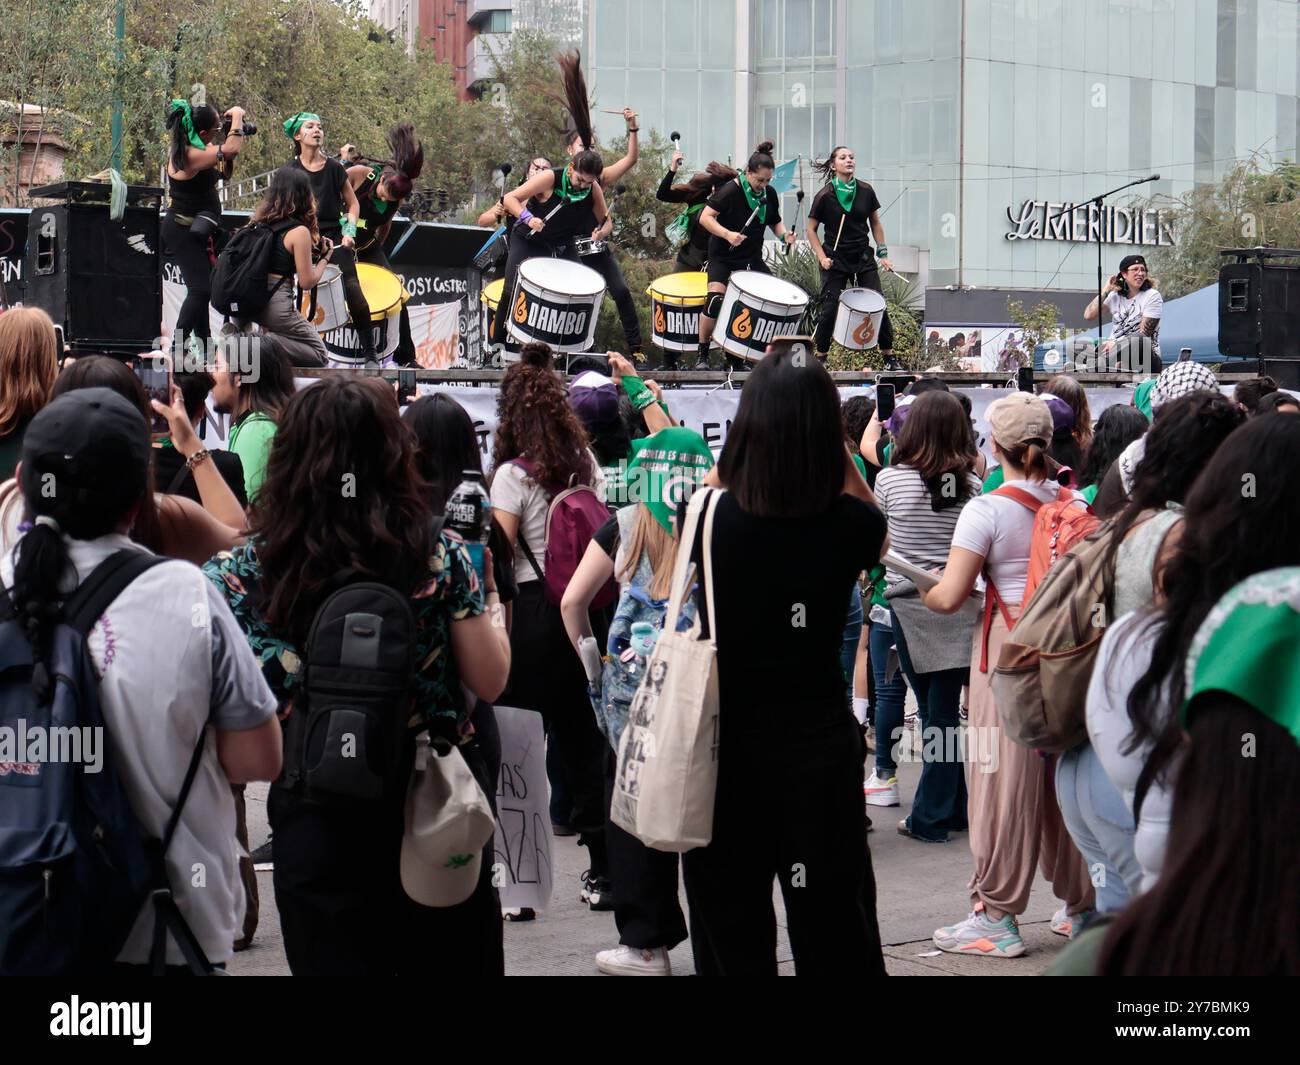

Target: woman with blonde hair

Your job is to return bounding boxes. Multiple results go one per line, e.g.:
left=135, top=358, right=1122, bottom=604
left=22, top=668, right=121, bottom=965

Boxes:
left=0, top=307, right=59, bottom=480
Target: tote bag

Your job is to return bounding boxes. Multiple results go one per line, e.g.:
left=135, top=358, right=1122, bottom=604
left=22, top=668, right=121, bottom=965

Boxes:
left=610, top=486, right=721, bottom=852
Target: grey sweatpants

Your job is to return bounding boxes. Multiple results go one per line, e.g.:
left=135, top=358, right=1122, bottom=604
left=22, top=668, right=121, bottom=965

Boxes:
left=240, top=280, right=328, bottom=368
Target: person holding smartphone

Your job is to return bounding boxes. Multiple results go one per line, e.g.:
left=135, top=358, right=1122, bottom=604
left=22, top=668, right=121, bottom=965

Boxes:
left=1083, top=254, right=1163, bottom=370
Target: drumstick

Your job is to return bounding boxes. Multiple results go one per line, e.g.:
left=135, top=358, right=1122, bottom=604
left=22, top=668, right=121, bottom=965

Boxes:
left=832, top=214, right=846, bottom=251
left=525, top=201, right=566, bottom=240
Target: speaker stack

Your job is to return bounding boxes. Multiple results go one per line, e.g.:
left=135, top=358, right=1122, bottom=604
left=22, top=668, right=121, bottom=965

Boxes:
left=1219, top=247, right=1300, bottom=388
left=25, top=181, right=164, bottom=356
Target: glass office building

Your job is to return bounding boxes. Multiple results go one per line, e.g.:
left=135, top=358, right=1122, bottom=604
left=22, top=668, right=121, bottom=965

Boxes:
left=586, top=0, right=1300, bottom=293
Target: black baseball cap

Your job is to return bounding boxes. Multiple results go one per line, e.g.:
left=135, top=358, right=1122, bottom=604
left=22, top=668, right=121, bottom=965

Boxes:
left=1118, top=254, right=1147, bottom=273
left=20, top=388, right=151, bottom=516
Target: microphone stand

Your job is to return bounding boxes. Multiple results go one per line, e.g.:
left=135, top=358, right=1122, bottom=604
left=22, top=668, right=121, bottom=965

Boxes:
left=1086, top=174, right=1159, bottom=352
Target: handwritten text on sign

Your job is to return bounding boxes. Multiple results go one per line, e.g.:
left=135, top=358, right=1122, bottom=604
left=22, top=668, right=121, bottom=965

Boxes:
left=491, top=705, right=554, bottom=911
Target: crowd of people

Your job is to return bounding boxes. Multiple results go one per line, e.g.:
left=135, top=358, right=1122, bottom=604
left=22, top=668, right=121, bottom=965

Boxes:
left=1, top=294, right=1297, bottom=977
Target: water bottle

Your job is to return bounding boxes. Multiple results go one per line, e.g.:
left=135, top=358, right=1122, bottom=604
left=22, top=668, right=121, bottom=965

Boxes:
left=444, top=469, right=491, bottom=588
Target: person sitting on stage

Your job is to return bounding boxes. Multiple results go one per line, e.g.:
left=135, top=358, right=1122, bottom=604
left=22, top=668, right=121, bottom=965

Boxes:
left=806, top=146, right=895, bottom=365
left=1083, top=254, right=1163, bottom=372
left=657, top=154, right=736, bottom=274
left=695, top=140, right=797, bottom=371
left=346, top=123, right=425, bottom=365
left=163, top=99, right=249, bottom=356
left=281, top=111, right=376, bottom=365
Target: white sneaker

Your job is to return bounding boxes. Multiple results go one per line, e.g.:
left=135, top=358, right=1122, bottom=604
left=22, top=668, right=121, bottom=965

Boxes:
left=595, top=945, right=671, bottom=976
left=864, top=771, right=900, bottom=807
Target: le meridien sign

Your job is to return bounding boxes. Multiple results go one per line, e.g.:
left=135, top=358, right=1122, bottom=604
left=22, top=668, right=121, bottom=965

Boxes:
left=1005, top=200, right=1175, bottom=246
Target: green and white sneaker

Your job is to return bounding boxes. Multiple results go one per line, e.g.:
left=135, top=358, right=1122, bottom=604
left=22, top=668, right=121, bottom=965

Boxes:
left=933, top=909, right=1026, bottom=958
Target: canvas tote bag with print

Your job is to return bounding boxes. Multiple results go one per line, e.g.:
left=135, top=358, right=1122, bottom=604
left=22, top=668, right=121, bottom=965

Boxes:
left=610, top=486, right=722, bottom=853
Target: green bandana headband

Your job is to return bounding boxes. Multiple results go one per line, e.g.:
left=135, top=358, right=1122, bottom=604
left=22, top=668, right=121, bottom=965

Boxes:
left=739, top=174, right=766, bottom=225
left=283, top=112, right=322, bottom=140
left=169, top=100, right=205, bottom=150
left=1184, top=567, right=1300, bottom=747
left=623, top=427, right=715, bottom=533
left=832, top=175, right=857, bottom=213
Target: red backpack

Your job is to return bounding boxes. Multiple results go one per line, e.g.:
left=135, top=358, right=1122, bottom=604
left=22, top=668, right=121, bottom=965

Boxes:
left=978, top=484, right=1100, bottom=673
left=509, top=459, right=617, bottom=610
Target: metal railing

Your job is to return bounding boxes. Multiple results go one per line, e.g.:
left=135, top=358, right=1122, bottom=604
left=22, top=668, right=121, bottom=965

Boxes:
left=217, top=168, right=279, bottom=208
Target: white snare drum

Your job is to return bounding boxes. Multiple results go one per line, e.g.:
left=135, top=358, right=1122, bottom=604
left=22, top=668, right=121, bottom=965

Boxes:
left=321, top=306, right=401, bottom=368
left=714, top=271, right=809, bottom=361
left=831, top=287, right=887, bottom=351
left=299, top=265, right=348, bottom=333
left=506, top=257, right=606, bottom=353
left=572, top=237, right=608, bottom=258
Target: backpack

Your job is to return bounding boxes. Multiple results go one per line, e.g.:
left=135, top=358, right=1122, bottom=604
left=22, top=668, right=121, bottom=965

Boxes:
left=509, top=459, right=616, bottom=610
left=210, top=219, right=296, bottom=317
left=278, top=521, right=443, bottom=805
left=0, top=550, right=215, bottom=975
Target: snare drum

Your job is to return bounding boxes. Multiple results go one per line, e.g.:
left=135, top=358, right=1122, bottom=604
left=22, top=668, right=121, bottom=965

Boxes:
left=299, top=264, right=348, bottom=333
left=320, top=264, right=409, bottom=366
left=572, top=237, right=608, bottom=258
left=506, top=257, right=606, bottom=353
left=646, top=271, right=708, bottom=353
left=480, top=278, right=505, bottom=355
left=831, top=288, right=887, bottom=351
left=714, top=271, right=809, bottom=361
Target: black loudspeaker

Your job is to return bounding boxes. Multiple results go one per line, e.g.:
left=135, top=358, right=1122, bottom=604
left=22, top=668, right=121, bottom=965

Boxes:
left=25, top=182, right=164, bottom=354
left=1218, top=250, right=1300, bottom=359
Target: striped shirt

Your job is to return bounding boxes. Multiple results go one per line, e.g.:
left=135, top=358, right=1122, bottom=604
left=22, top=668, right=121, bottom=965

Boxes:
left=874, top=464, right=983, bottom=585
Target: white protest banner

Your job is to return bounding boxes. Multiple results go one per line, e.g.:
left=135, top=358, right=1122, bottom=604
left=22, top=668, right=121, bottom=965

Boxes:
left=410, top=301, right=461, bottom=369
left=490, top=705, right=554, bottom=911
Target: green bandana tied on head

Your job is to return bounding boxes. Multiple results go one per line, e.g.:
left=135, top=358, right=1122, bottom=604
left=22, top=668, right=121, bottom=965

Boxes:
left=283, top=111, right=322, bottom=140
left=739, top=175, right=766, bottom=226
left=1183, top=567, right=1300, bottom=747
left=558, top=166, right=591, bottom=205
left=623, top=427, right=716, bottom=534
left=169, top=100, right=205, bottom=150
left=832, top=175, right=857, bottom=214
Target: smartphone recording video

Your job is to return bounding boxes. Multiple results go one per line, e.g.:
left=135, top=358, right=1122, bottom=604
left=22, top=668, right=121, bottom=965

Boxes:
left=876, top=383, right=896, bottom=422
left=135, top=352, right=173, bottom=436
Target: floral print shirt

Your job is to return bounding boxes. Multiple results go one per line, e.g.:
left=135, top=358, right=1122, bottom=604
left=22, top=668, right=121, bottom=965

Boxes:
left=203, top=535, right=484, bottom=734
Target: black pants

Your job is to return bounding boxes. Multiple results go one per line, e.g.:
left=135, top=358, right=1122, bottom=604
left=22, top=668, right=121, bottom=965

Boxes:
left=814, top=264, right=894, bottom=355
left=357, top=241, right=415, bottom=365
left=603, top=749, right=688, bottom=950
left=491, top=228, right=577, bottom=346
left=267, top=741, right=504, bottom=976
left=320, top=239, right=375, bottom=356
left=503, top=581, right=608, bottom=872
left=584, top=248, right=642, bottom=353
left=682, top=706, right=886, bottom=976
left=163, top=212, right=215, bottom=344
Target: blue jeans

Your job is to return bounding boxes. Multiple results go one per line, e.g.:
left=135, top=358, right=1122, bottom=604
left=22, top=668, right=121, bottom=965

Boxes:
left=890, top=614, right=968, bottom=841
left=869, top=619, right=907, bottom=777
left=841, top=587, right=864, bottom=702
left=1055, top=743, right=1141, bottom=913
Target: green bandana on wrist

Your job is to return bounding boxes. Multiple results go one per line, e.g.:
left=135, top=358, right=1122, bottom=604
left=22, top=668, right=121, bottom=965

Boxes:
left=832, top=176, right=857, bottom=213
left=169, top=100, right=205, bottom=150
left=739, top=175, right=766, bottom=226
left=558, top=167, right=591, bottom=205
left=283, top=111, right=322, bottom=140
left=1184, top=567, right=1300, bottom=747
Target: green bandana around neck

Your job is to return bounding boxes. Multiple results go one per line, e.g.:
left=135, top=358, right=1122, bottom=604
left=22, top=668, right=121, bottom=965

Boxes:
left=623, top=427, right=716, bottom=533
left=169, top=100, right=205, bottom=150
left=739, top=175, right=766, bottom=225
left=832, top=175, right=857, bottom=213
left=558, top=166, right=592, bottom=205
left=1184, top=567, right=1300, bottom=747
left=283, top=111, right=322, bottom=140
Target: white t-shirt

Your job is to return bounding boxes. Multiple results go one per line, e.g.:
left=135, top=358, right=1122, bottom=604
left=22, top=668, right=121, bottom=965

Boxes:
left=1085, top=610, right=1178, bottom=893
left=490, top=456, right=605, bottom=587
left=950, top=478, right=1068, bottom=605
left=1, top=533, right=279, bottom=966
left=1104, top=287, right=1163, bottom=354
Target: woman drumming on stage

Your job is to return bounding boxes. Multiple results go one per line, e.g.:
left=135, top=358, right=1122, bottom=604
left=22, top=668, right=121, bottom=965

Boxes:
left=346, top=123, right=425, bottom=365
left=657, top=152, right=736, bottom=273
left=696, top=140, right=796, bottom=371
left=163, top=99, right=249, bottom=355
left=282, top=111, right=376, bottom=364
left=807, top=146, right=895, bottom=363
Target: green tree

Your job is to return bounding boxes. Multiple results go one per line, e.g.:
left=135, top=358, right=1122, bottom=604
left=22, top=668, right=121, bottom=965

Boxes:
left=1004, top=296, right=1063, bottom=368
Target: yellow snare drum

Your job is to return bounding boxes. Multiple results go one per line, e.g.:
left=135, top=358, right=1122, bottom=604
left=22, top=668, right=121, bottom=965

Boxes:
left=646, top=271, right=708, bottom=353
left=355, top=262, right=408, bottom=322
left=480, top=278, right=505, bottom=353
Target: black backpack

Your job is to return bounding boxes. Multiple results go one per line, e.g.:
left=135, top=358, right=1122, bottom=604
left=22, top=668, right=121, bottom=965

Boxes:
left=211, top=218, right=297, bottom=317
left=0, top=550, right=215, bottom=975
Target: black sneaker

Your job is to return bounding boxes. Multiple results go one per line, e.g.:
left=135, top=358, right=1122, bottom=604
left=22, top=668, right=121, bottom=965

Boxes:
left=503, top=907, right=536, bottom=922
left=552, top=822, right=577, bottom=838
left=250, top=839, right=273, bottom=868
left=579, top=870, right=616, bottom=911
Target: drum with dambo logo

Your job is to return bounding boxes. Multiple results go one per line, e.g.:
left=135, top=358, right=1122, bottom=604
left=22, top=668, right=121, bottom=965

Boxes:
left=715, top=271, right=809, bottom=361
left=320, top=262, right=410, bottom=367
left=647, top=271, right=708, bottom=353
left=506, top=257, right=605, bottom=353
left=831, top=287, right=887, bottom=351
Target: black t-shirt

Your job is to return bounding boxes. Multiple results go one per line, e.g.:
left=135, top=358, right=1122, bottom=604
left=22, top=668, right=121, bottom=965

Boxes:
left=680, top=491, right=886, bottom=711
left=808, top=179, right=881, bottom=270
left=152, top=445, right=248, bottom=507
left=593, top=514, right=620, bottom=560
left=706, top=178, right=782, bottom=265
left=355, top=168, right=396, bottom=250
left=287, top=156, right=349, bottom=236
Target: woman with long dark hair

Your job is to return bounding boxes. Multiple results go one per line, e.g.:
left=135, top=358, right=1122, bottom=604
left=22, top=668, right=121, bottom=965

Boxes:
left=204, top=375, right=511, bottom=975
left=164, top=98, right=249, bottom=352
left=870, top=391, right=981, bottom=841
left=233, top=168, right=331, bottom=368
left=1086, top=414, right=1300, bottom=898
left=679, top=341, right=887, bottom=975
left=1076, top=403, right=1147, bottom=506
left=806, top=146, right=895, bottom=363
left=657, top=155, right=736, bottom=273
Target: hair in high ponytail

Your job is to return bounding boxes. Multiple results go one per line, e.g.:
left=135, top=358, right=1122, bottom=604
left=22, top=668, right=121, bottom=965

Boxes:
left=552, top=51, right=604, bottom=178
left=380, top=122, right=424, bottom=201
left=747, top=140, right=776, bottom=173
left=166, top=101, right=220, bottom=173
left=812, top=146, right=851, bottom=182
left=519, top=342, right=554, bottom=370
left=673, top=160, right=738, bottom=199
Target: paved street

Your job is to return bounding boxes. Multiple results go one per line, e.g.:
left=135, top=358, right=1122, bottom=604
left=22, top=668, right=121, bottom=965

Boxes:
left=230, top=724, right=1073, bottom=976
